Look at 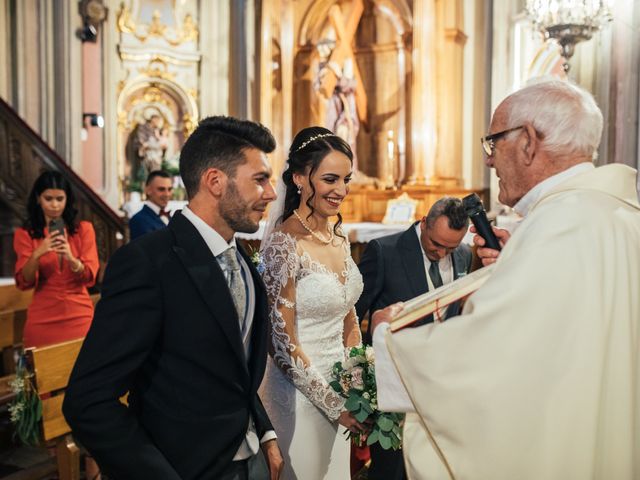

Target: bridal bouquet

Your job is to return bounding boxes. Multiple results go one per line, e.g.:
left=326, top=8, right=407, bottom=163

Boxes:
left=330, top=345, right=403, bottom=450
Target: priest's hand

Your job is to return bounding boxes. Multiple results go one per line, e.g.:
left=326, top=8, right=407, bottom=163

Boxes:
left=471, top=225, right=510, bottom=266
left=371, top=302, right=404, bottom=334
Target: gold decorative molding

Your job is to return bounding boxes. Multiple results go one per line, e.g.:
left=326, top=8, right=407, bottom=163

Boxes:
left=444, top=28, right=467, bottom=45
left=117, top=80, right=127, bottom=96
left=138, top=57, right=176, bottom=81
left=120, top=51, right=196, bottom=66
left=139, top=85, right=170, bottom=107
left=116, top=4, right=199, bottom=46
left=117, top=110, right=127, bottom=129
left=186, top=88, right=198, bottom=102
left=182, top=113, right=196, bottom=137
left=354, top=42, right=406, bottom=54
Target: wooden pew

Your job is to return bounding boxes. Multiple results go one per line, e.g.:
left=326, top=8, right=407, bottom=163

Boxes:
left=0, top=283, right=31, bottom=376
left=25, top=338, right=84, bottom=480
left=0, top=286, right=29, bottom=408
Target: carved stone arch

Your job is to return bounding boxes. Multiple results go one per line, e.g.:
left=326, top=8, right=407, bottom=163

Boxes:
left=297, top=0, right=412, bottom=50
left=116, top=78, right=198, bottom=191
left=371, top=0, right=412, bottom=35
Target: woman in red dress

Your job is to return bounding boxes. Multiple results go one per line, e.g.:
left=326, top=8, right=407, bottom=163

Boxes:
left=13, top=171, right=100, bottom=348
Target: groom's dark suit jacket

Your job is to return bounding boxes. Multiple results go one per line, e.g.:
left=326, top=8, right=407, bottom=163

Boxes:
left=355, top=221, right=473, bottom=342
left=355, top=222, right=472, bottom=480
left=63, top=212, right=273, bottom=480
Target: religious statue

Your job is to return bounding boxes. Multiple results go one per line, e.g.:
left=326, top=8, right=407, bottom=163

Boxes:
left=312, top=0, right=377, bottom=186
left=315, top=51, right=360, bottom=167
left=127, top=114, right=169, bottom=185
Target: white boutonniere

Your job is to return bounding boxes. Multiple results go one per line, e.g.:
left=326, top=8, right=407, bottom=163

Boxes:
left=248, top=246, right=266, bottom=274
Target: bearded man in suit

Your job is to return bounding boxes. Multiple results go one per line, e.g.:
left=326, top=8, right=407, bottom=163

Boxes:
left=355, top=196, right=472, bottom=480
left=64, top=116, right=284, bottom=480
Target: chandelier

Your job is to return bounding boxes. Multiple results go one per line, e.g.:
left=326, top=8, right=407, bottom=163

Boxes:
left=525, top=0, right=613, bottom=72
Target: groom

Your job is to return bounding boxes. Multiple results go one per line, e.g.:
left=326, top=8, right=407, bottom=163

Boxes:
left=63, top=116, right=283, bottom=480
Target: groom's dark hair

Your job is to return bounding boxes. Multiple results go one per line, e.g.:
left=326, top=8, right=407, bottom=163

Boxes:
left=179, top=116, right=276, bottom=198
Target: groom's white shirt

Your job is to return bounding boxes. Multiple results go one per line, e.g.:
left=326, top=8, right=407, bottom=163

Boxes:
left=182, top=207, right=276, bottom=459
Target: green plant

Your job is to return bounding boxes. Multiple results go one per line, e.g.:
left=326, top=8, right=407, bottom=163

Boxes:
left=8, top=356, right=42, bottom=446
left=125, top=179, right=143, bottom=193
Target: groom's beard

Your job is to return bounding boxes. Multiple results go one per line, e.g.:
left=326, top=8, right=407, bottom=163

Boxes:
left=220, top=180, right=261, bottom=234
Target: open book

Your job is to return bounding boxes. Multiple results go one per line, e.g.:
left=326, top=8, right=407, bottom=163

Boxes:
left=390, top=264, right=496, bottom=332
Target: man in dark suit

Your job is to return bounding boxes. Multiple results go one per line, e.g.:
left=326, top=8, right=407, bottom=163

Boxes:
left=128, top=170, right=173, bottom=240
left=63, top=117, right=284, bottom=480
left=355, top=196, right=472, bottom=480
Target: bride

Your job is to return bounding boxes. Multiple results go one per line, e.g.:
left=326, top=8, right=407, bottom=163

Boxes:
left=259, top=127, right=365, bottom=479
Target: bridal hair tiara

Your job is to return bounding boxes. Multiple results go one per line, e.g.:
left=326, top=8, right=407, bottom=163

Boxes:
left=295, top=133, right=336, bottom=152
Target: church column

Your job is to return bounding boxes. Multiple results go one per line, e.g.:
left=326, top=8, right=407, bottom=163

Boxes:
left=200, top=0, right=230, bottom=116
left=461, top=0, right=492, bottom=191
left=102, top=0, right=128, bottom=208
left=229, top=0, right=257, bottom=119
left=257, top=0, right=289, bottom=176
left=409, top=0, right=438, bottom=185
left=600, top=0, right=640, bottom=170
left=52, top=0, right=83, bottom=168
left=12, top=0, right=41, bottom=128
left=279, top=0, right=294, bottom=164
left=434, top=0, right=466, bottom=186
left=0, top=0, right=10, bottom=101
left=258, top=0, right=274, bottom=129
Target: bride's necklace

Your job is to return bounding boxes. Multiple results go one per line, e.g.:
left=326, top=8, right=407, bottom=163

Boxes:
left=293, top=209, right=334, bottom=245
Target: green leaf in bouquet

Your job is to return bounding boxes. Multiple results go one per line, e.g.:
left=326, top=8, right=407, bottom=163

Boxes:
left=354, top=407, right=370, bottom=423
left=377, top=414, right=395, bottom=432
left=329, top=380, right=343, bottom=393
left=358, top=397, right=374, bottom=414
left=345, top=394, right=362, bottom=412
left=349, top=347, right=364, bottom=358
left=366, top=429, right=379, bottom=446
left=378, top=431, right=393, bottom=450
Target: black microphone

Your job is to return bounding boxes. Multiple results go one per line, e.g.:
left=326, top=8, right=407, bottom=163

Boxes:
left=462, top=194, right=501, bottom=251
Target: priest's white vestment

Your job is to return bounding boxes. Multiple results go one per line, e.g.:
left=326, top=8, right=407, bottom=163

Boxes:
left=385, top=164, right=640, bottom=479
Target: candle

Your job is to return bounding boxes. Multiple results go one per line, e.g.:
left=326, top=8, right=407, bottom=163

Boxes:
left=387, top=130, right=395, bottom=188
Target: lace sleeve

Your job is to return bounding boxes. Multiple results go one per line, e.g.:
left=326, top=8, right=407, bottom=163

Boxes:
left=261, top=232, right=345, bottom=421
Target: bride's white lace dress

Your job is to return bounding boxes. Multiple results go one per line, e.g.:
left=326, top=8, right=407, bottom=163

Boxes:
left=259, top=231, right=364, bottom=480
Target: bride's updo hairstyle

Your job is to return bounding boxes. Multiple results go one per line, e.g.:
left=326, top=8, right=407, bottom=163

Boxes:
left=282, top=126, right=353, bottom=237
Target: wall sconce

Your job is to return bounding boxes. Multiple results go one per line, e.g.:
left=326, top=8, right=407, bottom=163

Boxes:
left=77, top=0, right=108, bottom=43
left=81, top=113, right=104, bottom=141
left=78, top=21, right=98, bottom=42
left=83, top=113, right=104, bottom=128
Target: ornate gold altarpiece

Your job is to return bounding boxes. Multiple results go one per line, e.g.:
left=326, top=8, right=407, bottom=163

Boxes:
left=257, top=0, right=486, bottom=222
left=110, top=0, right=487, bottom=219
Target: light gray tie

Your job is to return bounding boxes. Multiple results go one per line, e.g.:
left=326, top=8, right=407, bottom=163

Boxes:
left=218, top=247, right=247, bottom=329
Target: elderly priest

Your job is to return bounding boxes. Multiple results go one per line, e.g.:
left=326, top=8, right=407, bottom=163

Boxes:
left=371, top=79, right=640, bottom=480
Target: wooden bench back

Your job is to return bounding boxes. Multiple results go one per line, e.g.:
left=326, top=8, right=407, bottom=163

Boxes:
left=26, top=338, right=83, bottom=442
left=0, top=309, right=27, bottom=349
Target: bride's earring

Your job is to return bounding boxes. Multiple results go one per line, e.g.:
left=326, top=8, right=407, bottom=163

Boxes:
left=296, top=184, right=302, bottom=195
